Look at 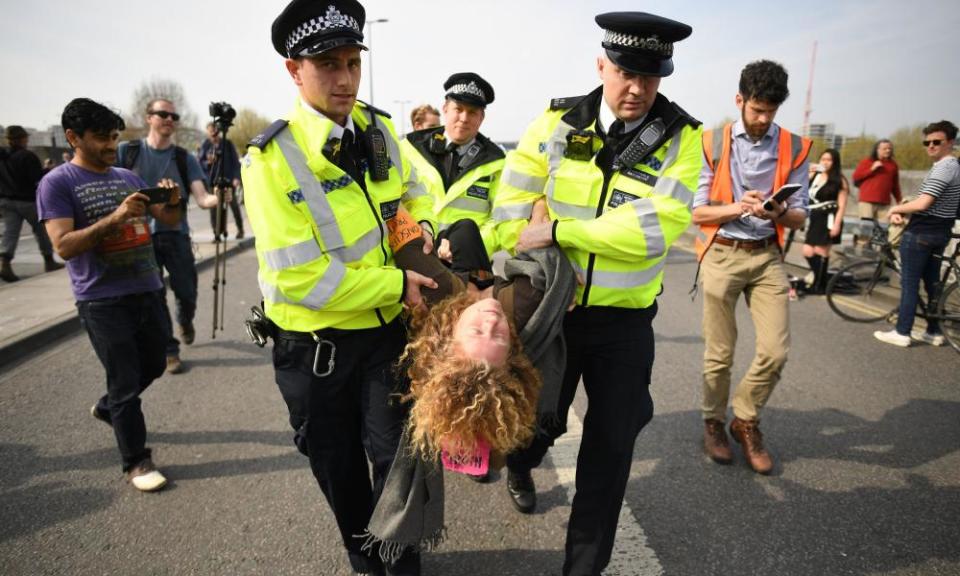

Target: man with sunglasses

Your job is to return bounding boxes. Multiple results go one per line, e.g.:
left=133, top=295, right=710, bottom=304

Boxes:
left=875, top=120, right=960, bottom=348
left=118, top=98, right=225, bottom=374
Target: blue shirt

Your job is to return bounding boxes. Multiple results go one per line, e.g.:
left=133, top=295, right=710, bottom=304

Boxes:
left=117, top=140, right=207, bottom=235
left=693, top=120, right=809, bottom=240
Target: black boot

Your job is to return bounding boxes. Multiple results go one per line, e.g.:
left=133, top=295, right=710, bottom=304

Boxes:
left=815, top=257, right=830, bottom=294
left=43, top=254, right=65, bottom=272
left=0, top=256, right=19, bottom=282
left=506, top=468, right=537, bottom=514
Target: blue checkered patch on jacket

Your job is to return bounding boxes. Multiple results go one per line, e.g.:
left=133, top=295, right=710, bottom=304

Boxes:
left=287, top=189, right=305, bottom=204
left=321, top=175, right=354, bottom=193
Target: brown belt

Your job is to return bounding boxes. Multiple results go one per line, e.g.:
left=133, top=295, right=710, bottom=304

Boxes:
left=713, top=236, right=778, bottom=250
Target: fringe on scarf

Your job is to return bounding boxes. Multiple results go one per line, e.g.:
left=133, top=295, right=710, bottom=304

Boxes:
left=354, top=526, right=447, bottom=565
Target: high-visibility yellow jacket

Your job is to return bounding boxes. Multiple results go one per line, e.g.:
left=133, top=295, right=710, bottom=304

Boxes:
left=401, top=127, right=505, bottom=256
left=242, top=99, right=434, bottom=331
left=492, top=88, right=702, bottom=309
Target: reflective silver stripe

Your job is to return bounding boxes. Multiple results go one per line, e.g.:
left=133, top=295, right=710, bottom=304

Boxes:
left=275, top=130, right=346, bottom=250
left=660, top=132, right=682, bottom=171
left=437, top=222, right=452, bottom=232
left=654, top=176, right=695, bottom=208
left=299, top=258, right=347, bottom=309
left=383, top=123, right=403, bottom=173
left=638, top=213, right=665, bottom=259
left=262, top=239, right=322, bottom=271
left=548, top=197, right=596, bottom=220
left=492, top=202, right=534, bottom=221
left=404, top=180, right=429, bottom=199
left=328, top=227, right=383, bottom=263
left=543, top=121, right=569, bottom=208
left=446, top=196, right=489, bottom=213
left=258, top=258, right=346, bottom=310
left=571, top=259, right=666, bottom=289
left=501, top=168, right=546, bottom=193
left=696, top=228, right=708, bottom=242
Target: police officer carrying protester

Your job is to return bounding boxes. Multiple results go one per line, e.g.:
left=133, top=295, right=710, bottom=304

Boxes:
left=401, top=73, right=504, bottom=264
left=492, top=12, right=702, bottom=576
left=242, top=1, right=436, bottom=574
left=692, top=60, right=810, bottom=475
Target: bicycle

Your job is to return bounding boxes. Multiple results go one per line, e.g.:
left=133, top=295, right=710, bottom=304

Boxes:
left=825, top=225, right=960, bottom=352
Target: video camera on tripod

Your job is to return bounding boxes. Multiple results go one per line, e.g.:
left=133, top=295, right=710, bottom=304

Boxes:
left=208, top=101, right=237, bottom=339
left=209, top=101, right=236, bottom=132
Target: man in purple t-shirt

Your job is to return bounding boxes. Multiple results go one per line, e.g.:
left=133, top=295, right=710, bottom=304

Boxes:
left=37, top=98, right=183, bottom=492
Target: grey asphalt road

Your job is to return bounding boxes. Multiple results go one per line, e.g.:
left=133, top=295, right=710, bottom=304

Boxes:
left=1, top=247, right=958, bottom=576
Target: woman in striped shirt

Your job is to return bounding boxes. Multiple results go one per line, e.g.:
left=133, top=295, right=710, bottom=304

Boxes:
left=875, top=120, right=960, bottom=348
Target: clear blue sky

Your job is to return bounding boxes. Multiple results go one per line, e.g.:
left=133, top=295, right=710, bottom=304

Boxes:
left=2, top=0, right=957, bottom=141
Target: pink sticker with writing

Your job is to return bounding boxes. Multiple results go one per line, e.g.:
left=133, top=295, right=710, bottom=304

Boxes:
left=440, top=437, right=490, bottom=476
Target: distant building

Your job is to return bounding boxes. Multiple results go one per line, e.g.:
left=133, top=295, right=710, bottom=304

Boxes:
left=806, top=123, right=844, bottom=149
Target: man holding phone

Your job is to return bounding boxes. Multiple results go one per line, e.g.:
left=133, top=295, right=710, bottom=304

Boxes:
left=37, top=98, right=182, bottom=492
left=691, top=60, right=810, bottom=474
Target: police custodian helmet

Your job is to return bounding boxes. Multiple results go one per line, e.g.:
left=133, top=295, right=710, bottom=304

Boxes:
left=272, top=0, right=368, bottom=58
left=595, top=12, right=692, bottom=77
left=443, top=72, right=495, bottom=109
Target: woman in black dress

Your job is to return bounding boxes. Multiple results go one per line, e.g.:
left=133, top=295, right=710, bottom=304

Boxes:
left=803, top=148, right=849, bottom=293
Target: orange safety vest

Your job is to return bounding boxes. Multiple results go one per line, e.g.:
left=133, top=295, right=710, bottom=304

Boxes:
left=695, top=123, right=811, bottom=262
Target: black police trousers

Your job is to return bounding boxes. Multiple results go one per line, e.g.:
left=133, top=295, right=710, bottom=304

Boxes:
left=507, top=304, right=657, bottom=576
left=272, top=318, right=418, bottom=575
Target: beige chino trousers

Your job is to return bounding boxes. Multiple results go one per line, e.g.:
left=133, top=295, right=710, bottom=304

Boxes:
left=700, top=242, right=790, bottom=422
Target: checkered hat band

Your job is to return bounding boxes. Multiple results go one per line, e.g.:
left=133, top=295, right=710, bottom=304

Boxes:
left=285, top=5, right=361, bottom=54
left=603, top=30, right=672, bottom=56
left=447, top=82, right=485, bottom=101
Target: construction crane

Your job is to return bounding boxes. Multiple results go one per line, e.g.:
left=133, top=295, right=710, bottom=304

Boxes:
left=802, top=41, right=817, bottom=137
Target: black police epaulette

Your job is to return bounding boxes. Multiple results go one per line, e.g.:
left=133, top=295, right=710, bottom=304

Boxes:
left=671, top=102, right=702, bottom=129
left=247, top=119, right=289, bottom=150
left=550, top=95, right=586, bottom=110
left=357, top=99, right=392, bottom=119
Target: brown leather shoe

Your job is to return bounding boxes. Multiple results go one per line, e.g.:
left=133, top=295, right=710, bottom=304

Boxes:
left=730, top=418, right=773, bottom=475
left=703, top=419, right=733, bottom=464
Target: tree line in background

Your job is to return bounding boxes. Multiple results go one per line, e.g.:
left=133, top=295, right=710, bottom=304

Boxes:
left=55, top=77, right=948, bottom=172
left=120, top=78, right=271, bottom=156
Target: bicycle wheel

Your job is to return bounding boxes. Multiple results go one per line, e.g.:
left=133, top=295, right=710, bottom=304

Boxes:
left=936, top=281, right=960, bottom=353
left=826, top=259, right=900, bottom=322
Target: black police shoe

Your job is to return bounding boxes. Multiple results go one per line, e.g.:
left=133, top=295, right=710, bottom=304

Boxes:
left=507, top=469, right=537, bottom=514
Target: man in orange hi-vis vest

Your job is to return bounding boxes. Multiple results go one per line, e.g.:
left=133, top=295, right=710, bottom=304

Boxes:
left=691, top=60, right=811, bottom=475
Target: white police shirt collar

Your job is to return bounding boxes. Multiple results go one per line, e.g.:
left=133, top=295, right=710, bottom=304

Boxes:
left=598, top=101, right=645, bottom=135
left=442, top=133, right=476, bottom=155
left=300, top=98, right=356, bottom=139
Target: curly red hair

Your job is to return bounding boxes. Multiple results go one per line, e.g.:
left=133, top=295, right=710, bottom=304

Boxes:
left=401, top=292, right=542, bottom=461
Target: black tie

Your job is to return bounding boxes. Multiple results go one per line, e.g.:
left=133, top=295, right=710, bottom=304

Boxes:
left=444, top=142, right=460, bottom=184
left=608, top=119, right=625, bottom=142
left=598, top=120, right=625, bottom=173
left=339, top=129, right=363, bottom=186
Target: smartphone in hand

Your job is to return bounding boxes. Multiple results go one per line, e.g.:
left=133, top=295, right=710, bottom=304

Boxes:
left=761, top=183, right=802, bottom=212
left=138, top=187, right=173, bottom=205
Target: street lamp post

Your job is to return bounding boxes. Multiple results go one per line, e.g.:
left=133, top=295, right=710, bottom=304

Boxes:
left=393, top=99, right=412, bottom=136
left=365, top=18, right=389, bottom=105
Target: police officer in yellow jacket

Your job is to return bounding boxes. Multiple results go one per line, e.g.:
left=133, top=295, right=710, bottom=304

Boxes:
left=242, top=1, right=436, bottom=574
left=492, top=12, right=702, bottom=576
left=400, top=73, right=504, bottom=265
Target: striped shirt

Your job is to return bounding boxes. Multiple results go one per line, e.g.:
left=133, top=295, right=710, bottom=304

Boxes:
left=915, top=156, right=960, bottom=219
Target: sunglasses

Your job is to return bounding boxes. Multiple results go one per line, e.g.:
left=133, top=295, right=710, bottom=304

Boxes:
left=922, top=139, right=943, bottom=147
left=149, top=110, right=181, bottom=121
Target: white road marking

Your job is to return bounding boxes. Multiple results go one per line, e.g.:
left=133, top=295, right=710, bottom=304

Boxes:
left=546, top=406, right=664, bottom=576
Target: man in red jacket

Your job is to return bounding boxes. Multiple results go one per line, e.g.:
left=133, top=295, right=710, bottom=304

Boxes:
left=852, top=139, right=901, bottom=245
